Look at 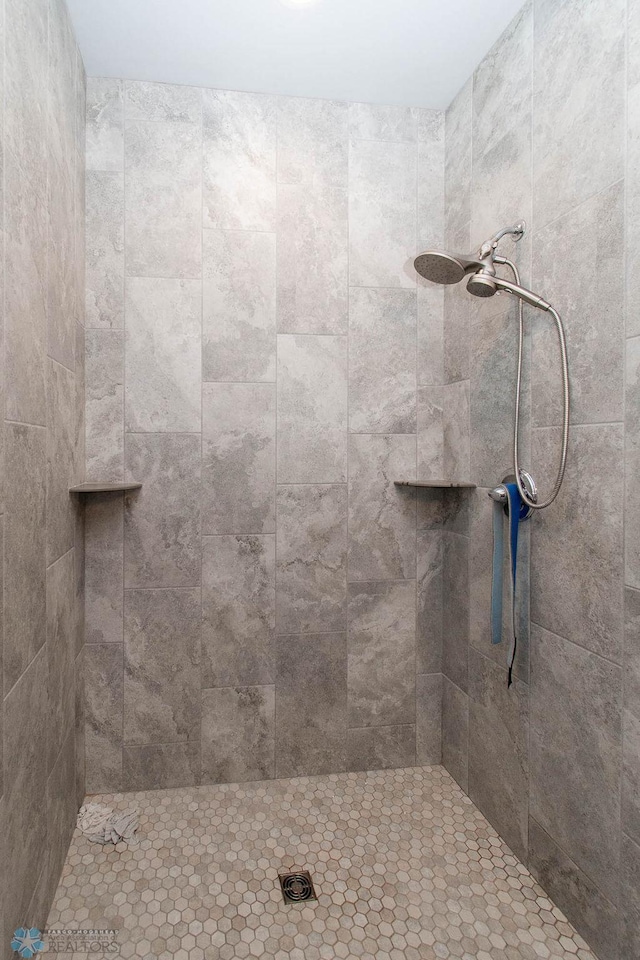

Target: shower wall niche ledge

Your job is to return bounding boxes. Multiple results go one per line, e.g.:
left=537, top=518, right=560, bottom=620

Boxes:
left=69, top=481, right=143, bottom=494
left=394, top=480, right=477, bottom=489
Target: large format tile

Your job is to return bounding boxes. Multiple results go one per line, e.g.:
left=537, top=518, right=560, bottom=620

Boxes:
left=124, top=80, right=202, bottom=122
left=86, top=78, right=123, bottom=172
left=532, top=181, right=624, bottom=427
left=85, top=494, right=123, bottom=645
left=626, top=337, right=640, bottom=589
left=277, top=334, right=347, bottom=483
left=442, top=532, right=469, bottom=693
left=203, top=229, right=276, bottom=382
left=349, top=102, right=417, bottom=143
left=347, top=580, right=416, bottom=728
left=125, top=277, right=201, bottom=433
left=628, top=79, right=640, bottom=339
left=531, top=424, right=624, bottom=661
left=347, top=725, right=416, bottom=772
left=201, top=686, right=275, bottom=783
left=46, top=359, right=76, bottom=565
left=621, top=833, right=640, bottom=960
left=85, top=172, right=124, bottom=330
left=85, top=643, right=123, bottom=793
left=46, top=731, right=77, bottom=916
left=417, top=528, right=442, bottom=674
left=624, top=587, right=640, bottom=846
left=349, top=288, right=416, bottom=434
left=276, top=484, right=347, bottom=635
left=5, top=0, right=47, bottom=189
left=4, top=423, right=46, bottom=693
left=278, top=96, right=348, bottom=188
left=533, top=0, right=624, bottom=230
left=202, top=382, right=275, bottom=534
left=442, top=676, right=468, bottom=791
left=125, top=434, right=201, bottom=587
left=124, top=588, right=201, bottom=745
left=122, top=743, right=200, bottom=792
left=416, top=674, right=442, bottom=764
left=349, top=138, right=416, bottom=289
left=125, top=120, right=201, bottom=278
left=468, top=649, right=529, bottom=861
left=275, top=633, right=347, bottom=777
left=202, top=535, right=275, bottom=687
left=530, top=625, right=622, bottom=903
left=85, top=329, right=123, bottom=481
left=444, top=79, right=472, bottom=245
left=348, top=434, right=416, bottom=582
left=203, top=89, right=276, bottom=231
left=417, top=284, right=444, bottom=388
left=46, top=548, right=76, bottom=774
left=47, top=150, right=77, bottom=372
left=417, top=386, right=443, bottom=482
left=442, top=379, right=470, bottom=482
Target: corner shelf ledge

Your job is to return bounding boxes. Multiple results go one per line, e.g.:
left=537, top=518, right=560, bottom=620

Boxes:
left=394, top=480, right=476, bottom=489
left=69, top=482, right=143, bottom=494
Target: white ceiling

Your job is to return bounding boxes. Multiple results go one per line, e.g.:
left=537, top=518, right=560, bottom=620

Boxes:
left=67, top=0, right=526, bottom=111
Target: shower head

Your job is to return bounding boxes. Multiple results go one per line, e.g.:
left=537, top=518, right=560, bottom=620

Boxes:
left=414, top=250, right=482, bottom=285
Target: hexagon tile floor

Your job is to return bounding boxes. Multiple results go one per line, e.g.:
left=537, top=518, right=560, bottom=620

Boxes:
left=46, top=765, right=597, bottom=960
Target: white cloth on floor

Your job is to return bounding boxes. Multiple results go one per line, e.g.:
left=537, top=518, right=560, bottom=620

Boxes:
left=77, top=802, right=139, bottom=845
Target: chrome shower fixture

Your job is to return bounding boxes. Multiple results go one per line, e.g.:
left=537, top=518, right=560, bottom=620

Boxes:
left=414, top=222, right=570, bottom=511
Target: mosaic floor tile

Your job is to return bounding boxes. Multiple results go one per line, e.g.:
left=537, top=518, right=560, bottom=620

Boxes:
left=47, top=765, right=596, bottom=960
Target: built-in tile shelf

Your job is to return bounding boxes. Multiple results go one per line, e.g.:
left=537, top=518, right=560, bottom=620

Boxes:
left=69, top=482, right=143, bottom=494
left=394, top=480, right=477, bottom=489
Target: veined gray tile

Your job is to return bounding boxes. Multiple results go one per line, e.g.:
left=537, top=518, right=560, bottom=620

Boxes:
left=442, top=676, right=469, bottom=791
left=202, top=382, right=276, bottom=534
left=418, top=386, right=443, bottom=482
left=417, top=284, right=444, bottom=387
left=5, top=151, right=47, bottom=426
left=348, top=102, right=417, bottom=142
left=443, top=283, right=470, bottom=385
left=277, top=334, right=347, bottom=483
left=468, top=649, right=529, bottom=861
left=417, top=529, right=442, bottom=675
left=125, top=277, right=201, bottom=433
left=46, top=549, right=76, bottom=774
left=122, top=743, right=200, bottom=792
left=46, top=731, right=77, bottom=911
left=275, top=632, right=347, bottom=777
left=85, top=172, right=124, bottom=329
left=46, top=359, right=76, bottom=565
left=417, top=108, right=444, bottom=146
left=203, top=229, right=276, bottom=382
left=85, top=643, right=123, bottom=793
left=75, top=651, right=86, bottom=807
left=278, top=96, right=348, bottom=187
left=349, top=288, right=416, bottom=435
left=348, top=434, right=416, bottom=582
left=442, top=532, right=469, bottom=693
left=203, top=89, right=276, bottom=231
left=85, top=493, right=124, bottom=645
left=125, top=80, right=202, bottom=122
left=125, top=120, right=201, bottom=278
left=5, top=0, right=47, bottom=189
left=349, top=138, right=416, bottom=289
left=626, top=338, right=640, bottom=589
left=277, top=183, right=348, bottom=335
left=532, top=181, right=624, bottom=427
left=276, top=484, right=347, bottom=635
left=86, top=78, right=123, bottom=172
left=124, top=588, right=200, bottom=745
left=47, top=150, right=77, bottom=371
left=529, top=817, right=620, bottom=960
left=125, top=434, right=201, bottom=587
left=348, top=580, right=416, bottom=728
left=622, top=833, right=640, bottom=960
left=530, top=624, right=622, bottom=903
left=85, top=330, right=123, bottom=482
left=202, top=535, right=275, bottom=687
left=533, top=0, right=624, bottom=231
left=444, top=79, right=472, bottom=245
left=531, top=424, right=623, bottom=661
left=443, top=380, right=470, bottom=483
left=628, top=81, right=640, bottom=339
left=201, top=686, right=275, bottom=783
left=416, top=674, right=442, bottom=764
left=624, top=587, right=640, bottom=846
left=347, top=725, right=416, bottom=772
left=418, top=137, right=445, bottom=252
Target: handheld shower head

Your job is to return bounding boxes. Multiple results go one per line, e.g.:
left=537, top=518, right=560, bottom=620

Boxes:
left=414, top=250, right=482, bottom=285
left=466, top=273, right=551, bottom=311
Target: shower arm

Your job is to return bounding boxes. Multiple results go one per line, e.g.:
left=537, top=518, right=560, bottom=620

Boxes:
left=492, top=255, right=570, bottom=511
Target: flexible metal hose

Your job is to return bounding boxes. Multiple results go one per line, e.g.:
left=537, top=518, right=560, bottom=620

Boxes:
left=497, top=257, right=570, bottom=510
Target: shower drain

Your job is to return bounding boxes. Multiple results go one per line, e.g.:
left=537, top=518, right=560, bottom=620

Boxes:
left=278, top=871, right=317, bottom=904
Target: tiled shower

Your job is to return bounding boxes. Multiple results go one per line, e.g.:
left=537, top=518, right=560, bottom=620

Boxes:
left=1, top=0, right=639, bottom=958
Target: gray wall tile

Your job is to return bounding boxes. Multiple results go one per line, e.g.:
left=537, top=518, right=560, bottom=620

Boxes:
left=85, top=329, right=124, bottom=481
left=124, top=80, right=202, bottom=122
left=46, top=359, right=77, bottom=565
left=347, top=580, right=416, bottom=728
left=202, top=535, right=275, bottom=687
left=416, top=674, right=442, bottom=764
left=203, top=228, right=276, bottom=382
left=122, top=742, right=201, bottom=791
left=202, top=382, right=276, bottom=534
left=417, top=529, right=442, bottom=674
left=125, top=434, right=201, bottom=587
left=348, top=434, right=416, bottom=582
left=124, top=588, right=201, bottom=745
left=347, top=725, right=416, bottom=772
left=621, top=833, right=640, bottom=960
left=85, top=643, right=123, bottom=793
left=624, top=587, right=640, bottom=846
left=201, top=686, right=275, bottom=783
left=86, top=78, right=123, bottom=172
left=85, top=172, right=124, bottom=329
left=275, top=632, right=347, bottom=777
left=47, top=549, right=76, bottom=773
left=530, top=625, right=622, bottom=903
left=276, top=484, right=347, bottom=635
left=349, top=288, right=416, bottom=435
left=46, top=731, right=77, bottom=914
left=626, top=337, right=640, bottom=589
left=442, top=532, right=469, bottom=693
left=417, top=285, right=444, bottom=388
left=5, top=0, right=48, bottom=189
left=442, top=379, right=470, bottom=483
left=277, top=334, right=347, bottom=483
left=278, top=97, right=348, bottom=188
left=627, top=79, right=640, bottom=339
left=349, top=102, right=417, bottom=142
left=442, top=676, right=468, bottom=791
left=418, top=386, right=443, bottom=481
left=85, top=494, right=123, bottom=644
left=125, top=277, right=201, bottom=433
left=444, top=79, right=472, bottom=245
